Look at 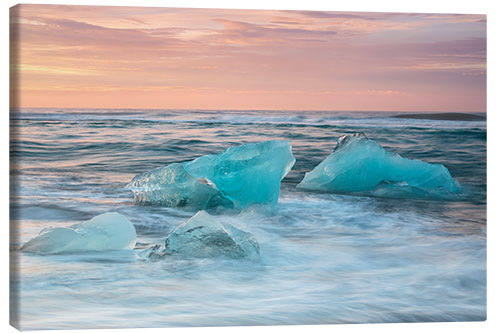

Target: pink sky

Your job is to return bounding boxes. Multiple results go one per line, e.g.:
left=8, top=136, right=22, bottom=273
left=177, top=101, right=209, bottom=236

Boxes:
left=10, top=5, right=486, bottom=111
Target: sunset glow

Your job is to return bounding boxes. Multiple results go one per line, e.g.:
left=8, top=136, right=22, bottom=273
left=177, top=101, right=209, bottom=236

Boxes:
left=10, top=5, right=486, bottom=111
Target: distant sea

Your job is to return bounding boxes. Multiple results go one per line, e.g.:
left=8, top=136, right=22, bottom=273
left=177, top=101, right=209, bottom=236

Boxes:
left=10, top=109, right=486, bottom=329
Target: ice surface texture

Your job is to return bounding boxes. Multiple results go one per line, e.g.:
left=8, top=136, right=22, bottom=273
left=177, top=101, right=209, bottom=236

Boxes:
left=125, top=163, right=231, bottom=209
left=147, top=211, right=259, bottom=260
left=297, top=133, right=458, bottom=198
left=127, top=141, right=295, bottom=209
left=21, top=212, right=136, bottom=254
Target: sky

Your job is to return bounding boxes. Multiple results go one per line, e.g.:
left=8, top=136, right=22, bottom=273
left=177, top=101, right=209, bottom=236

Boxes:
left=9, top=4, right=486, bottom=111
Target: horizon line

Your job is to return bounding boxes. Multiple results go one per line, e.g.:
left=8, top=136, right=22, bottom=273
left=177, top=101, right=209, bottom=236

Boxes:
left=9, top=107, right=486, bottom=114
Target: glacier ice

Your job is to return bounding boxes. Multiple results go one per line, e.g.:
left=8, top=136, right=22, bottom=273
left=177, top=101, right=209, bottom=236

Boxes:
left=21, top=212, right=136, bottom=254
left=125, top=163, right=232, bottom=208
left=126, top=141, right=295, bottom=209
left=297, top=133, right=458, bottom=198
left=146, top=211, right=260, bottom=260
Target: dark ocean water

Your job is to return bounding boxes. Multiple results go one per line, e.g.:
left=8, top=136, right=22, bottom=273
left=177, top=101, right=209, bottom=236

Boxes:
left=10, top=109, right=486, bottom=329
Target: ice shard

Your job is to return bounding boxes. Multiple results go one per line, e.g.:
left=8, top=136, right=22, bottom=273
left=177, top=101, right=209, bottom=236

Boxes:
left=126, top=141, right=295, bottom=209
left=297, top=133, right=458, bottom=198
left=147, top=211, right=260, bottom=260
left=21, top=212, right=136, bottom=254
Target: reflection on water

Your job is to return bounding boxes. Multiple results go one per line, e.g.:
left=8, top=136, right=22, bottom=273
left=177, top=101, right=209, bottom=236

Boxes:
left=10, top=109, right=486, bottom=329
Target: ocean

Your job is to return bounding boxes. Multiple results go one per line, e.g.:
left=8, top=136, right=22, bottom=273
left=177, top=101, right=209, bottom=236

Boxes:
left=10, top=109, right=486, bottom=329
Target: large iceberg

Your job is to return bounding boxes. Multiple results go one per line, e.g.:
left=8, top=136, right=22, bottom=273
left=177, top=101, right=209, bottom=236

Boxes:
left=146, top=211, right=259, bottom=260
left=297, top=133, right=459, bottom=198
left=21, top=212, right=137, bottom=254
left=126, top=141, right=295, bottom=210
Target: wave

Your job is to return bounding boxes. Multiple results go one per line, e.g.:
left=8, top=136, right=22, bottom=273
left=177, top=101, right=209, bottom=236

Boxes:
left=11, top=109, right=486, bottom=130
left=392, top=112, right=486, bottom=121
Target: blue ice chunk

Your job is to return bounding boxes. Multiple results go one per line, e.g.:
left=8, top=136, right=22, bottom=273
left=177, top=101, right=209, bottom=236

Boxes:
left=127, top=141, right=295, bottom=209
left=297, top=133, right=458, bottom=198
left=184, top=140, right=295, bottom=209
left=146, top=211, right=260, bottom=260
left=21, top=212, right=137, bottom=254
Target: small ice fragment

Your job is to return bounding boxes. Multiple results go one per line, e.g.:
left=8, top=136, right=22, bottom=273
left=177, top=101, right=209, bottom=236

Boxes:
left=158, top=211, right=260, bottom=259
left=21, top=212, right=137, bottom=254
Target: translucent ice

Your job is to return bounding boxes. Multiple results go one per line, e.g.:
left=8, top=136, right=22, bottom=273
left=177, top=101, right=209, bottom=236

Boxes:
left=297, top=133, right=458, bottom=198
left=125, top=163, right=232, bottom=208
left=21, top=212, right=136, bottom=254
left=146, top=211, right=260, bottom=260
left=127, top=141, right=295, bottom=209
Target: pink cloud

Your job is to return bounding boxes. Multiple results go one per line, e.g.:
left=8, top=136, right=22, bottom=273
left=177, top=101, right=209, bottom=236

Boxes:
left=10, top=4, right=486, bottom=112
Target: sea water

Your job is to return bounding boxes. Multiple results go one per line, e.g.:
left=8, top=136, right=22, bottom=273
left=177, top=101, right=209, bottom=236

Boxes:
left=10, top=109, right=486, bottom=329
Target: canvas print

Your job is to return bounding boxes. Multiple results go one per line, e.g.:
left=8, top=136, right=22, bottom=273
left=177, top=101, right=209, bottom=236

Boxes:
left=9, top=4, right=486, bottom=330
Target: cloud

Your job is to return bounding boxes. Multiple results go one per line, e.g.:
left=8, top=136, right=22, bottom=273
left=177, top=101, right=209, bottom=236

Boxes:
left=11, top=64, right=100, bottom=76
left=213, top=18, right=337, bottom=45
left=10, top=5, right=486, bottom=111
left=292, top=10, right=379, bottom=20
